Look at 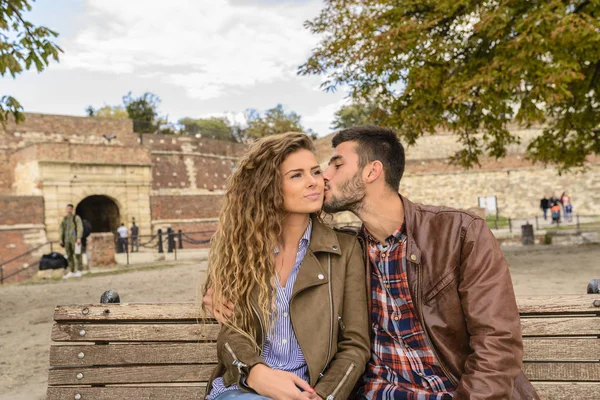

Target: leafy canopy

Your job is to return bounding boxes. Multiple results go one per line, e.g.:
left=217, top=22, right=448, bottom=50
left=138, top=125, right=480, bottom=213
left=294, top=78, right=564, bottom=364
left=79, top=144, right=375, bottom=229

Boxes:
left=1, top=0, right=62, bottom=125
left=300, top=0, right=600, bottom=171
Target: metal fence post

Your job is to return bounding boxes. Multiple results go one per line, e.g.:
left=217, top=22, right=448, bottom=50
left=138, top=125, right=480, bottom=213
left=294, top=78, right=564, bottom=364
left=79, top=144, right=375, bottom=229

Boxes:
left=157, top=229, right=163, bottom=253
left=178, top=230, right=183, bottom=249
left=167, top=228, right=174, bottom=253
left=577, top=215, right=580, bottom=229
left=535, top=216, right=539, bottom=231
left=508, top=218, right=512, bottom=233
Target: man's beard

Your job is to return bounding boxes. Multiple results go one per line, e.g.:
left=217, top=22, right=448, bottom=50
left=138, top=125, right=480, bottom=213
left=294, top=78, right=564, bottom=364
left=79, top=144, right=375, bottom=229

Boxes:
left=323, top=172, right=366, bottom=214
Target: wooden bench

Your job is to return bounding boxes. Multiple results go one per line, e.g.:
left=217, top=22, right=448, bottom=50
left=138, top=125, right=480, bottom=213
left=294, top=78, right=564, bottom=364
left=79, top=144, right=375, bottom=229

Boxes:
left=47, top=295, right=600, bottom=400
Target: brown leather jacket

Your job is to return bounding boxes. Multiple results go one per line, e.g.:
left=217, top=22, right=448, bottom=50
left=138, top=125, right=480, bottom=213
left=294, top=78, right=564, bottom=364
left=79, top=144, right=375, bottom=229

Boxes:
left=206, top=216, right=371, bottom=400
left=356, top=196, right=539, bottom=400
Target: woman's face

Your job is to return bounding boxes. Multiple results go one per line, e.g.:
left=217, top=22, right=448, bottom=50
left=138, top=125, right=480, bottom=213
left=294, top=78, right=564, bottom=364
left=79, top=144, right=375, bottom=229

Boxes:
left=280, top=149, right=324, bottom=214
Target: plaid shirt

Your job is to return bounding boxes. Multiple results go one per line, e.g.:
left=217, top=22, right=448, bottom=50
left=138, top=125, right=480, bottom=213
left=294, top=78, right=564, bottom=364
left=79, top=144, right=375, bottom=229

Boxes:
left=357, top=222, right=455, bottom=400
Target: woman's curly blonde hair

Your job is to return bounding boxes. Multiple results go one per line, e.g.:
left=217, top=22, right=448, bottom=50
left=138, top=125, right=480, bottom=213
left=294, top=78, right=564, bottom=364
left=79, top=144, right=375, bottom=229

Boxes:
left=202, top=132, right=316, bottom=349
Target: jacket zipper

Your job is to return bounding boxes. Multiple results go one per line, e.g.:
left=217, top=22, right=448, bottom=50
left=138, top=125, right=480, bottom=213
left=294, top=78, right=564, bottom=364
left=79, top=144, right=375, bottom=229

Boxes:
left=337, top=315, right=345, bottom=331
left=326, top=363, right=355, bottom=400
left=416, top=262, right=458, bottom=387
left=224, top=342, right=248, bottom=375
left=250, top=301, right=265, bottom=355
left=319, top=254, right=334, bottom=379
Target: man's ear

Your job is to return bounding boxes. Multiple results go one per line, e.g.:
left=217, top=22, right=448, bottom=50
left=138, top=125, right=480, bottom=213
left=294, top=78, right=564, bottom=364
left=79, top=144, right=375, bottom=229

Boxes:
left=364, top=160, right=383, bottom=183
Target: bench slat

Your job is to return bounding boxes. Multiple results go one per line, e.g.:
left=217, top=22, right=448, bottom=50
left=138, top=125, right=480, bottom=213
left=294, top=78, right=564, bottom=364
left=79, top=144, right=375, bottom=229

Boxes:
left=49, top=343, right=218, bottom=366
left=47, top=386, right=206, bottom=400
left=54, top=303, right=207, bottom=322
left=523, top=338, right=600, bottom=361
left=524, top=362, right=600, bottom=381
left=52, top=323, right=221, bottom=342
left=48, top=365, right=214, bottom=385
left=520, top=317, right=600, bottom=336
left=517, top=295, right=600, bottom=315
left=532, top=382, right=600, bottom=399
left=52, top=295, right=600, bottom=321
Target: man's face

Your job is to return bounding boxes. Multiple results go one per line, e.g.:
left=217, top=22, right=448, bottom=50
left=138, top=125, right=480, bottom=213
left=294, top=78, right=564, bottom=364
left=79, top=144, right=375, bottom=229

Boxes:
left=322, top=141, right=366, bottom=214
left=66, top=206, right=73, bottom=215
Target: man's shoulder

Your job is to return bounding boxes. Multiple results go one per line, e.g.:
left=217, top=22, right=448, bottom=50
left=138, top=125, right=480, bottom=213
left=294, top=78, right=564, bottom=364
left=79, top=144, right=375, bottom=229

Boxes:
left=408, top=200, right=483, bottom=230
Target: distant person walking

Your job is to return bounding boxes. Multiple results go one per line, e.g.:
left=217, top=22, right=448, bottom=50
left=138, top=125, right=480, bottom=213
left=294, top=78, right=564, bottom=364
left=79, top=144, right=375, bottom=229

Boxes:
left=551, top=202, right=561, bottom=226
left=117, top=223, right=128, bottom=253
left=130, top=221, right=139, bottom=252
left=540, top=195, right=550, bottom=220
left=59, top=204, right=83, bottom=278
left=561, top=192, right=573, bottom=222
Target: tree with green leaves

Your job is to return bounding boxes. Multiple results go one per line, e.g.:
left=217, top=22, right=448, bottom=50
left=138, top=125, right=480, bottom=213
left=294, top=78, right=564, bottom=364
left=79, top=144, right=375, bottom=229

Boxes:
left=331, top=102, right=385, bottom=130
left=179, top=116, right=237, bottom=142
left=244, top=104, right=308, bottom=139
left=300, top=0, right=600, bottom=171
left=1, top=0, right=62, bottom=125
left=87, top=92, right=167, bottom=133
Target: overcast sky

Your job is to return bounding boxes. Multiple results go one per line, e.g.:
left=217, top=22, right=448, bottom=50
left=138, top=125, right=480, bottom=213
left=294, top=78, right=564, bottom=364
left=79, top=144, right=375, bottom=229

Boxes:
left=4, top=0, right=349, bottom=136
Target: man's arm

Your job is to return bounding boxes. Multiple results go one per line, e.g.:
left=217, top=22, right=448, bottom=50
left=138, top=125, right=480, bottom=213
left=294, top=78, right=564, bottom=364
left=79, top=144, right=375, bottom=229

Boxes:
left=455, top=218, right=522, bottom=400
left=75, top=216, right=84, bottom=241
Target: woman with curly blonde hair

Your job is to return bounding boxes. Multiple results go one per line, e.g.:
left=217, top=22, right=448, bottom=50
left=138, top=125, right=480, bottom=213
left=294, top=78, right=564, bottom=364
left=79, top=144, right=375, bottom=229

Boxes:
left=203, top=132, right=369, bottom=400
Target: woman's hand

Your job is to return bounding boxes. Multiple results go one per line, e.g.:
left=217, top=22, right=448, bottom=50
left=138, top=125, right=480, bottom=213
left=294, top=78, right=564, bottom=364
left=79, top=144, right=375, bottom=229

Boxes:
left=247, top=364, right=319, bottom=400
left=202, top=287, right=234, bottom=325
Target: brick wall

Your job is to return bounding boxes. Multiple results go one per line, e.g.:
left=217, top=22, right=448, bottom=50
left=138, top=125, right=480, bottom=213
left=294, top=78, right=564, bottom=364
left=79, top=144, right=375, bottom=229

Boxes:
left=0, top=113, right=137, bottom=148
left=146, top=134, right=246, bottom=157
left=150, top=195, right=224, bottom=220
left=151, top=154, right=190, bottom=190
left=0, top=151, right=12, bottom=193
left=12, top=143, right=151, bottom=166
left=89, top=233, right=116, bottom=268
left=0, top=196, right=45, bottom=225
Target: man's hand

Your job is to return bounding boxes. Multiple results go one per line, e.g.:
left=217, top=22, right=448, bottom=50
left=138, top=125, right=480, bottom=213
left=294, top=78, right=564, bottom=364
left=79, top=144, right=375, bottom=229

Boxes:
left=202, top=287, right=234, bottom=324
left=247, top=364, right=319, bottom=400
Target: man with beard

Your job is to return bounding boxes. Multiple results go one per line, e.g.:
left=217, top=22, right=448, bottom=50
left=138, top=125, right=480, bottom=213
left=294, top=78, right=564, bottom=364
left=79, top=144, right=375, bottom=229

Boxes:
left=320, top=126, right=537, bottom=400
left=205, top=126, right=538, bottom=399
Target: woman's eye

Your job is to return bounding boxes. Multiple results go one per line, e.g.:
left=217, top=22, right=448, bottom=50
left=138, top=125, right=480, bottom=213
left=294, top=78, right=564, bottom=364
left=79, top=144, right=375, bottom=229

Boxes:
left=313, top=170, right=322, bottom=175
left=291, top=173, right=301, bottom=178
left=335, top=164, right=342, bottom=170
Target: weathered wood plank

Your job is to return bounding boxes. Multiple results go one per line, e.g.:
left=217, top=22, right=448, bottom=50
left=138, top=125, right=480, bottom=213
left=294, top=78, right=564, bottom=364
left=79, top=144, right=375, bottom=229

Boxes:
left=54, top=303, right=211, bottom=322
left=49, top=343, right=218, bottom=366
left=532, top=382, right=600, bottom=400
left=517, top=295, right=600, bottom=315
left=523, top=362, right=600, bottom=381
left=48, top=365, right=214, bottom=385
left=53, top=295, right=599, bottom=322
left=523, top=338, right=600, bottom=361
left=520, top=317, right=600, bottom=336
left=47, top=386, right=206, bottom=400
left=51, top=323, right=221, bottom=342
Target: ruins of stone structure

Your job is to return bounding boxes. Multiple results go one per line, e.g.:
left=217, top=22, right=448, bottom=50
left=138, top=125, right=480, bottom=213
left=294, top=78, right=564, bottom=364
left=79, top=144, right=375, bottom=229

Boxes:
left=1, top=113, right=598, bottom=282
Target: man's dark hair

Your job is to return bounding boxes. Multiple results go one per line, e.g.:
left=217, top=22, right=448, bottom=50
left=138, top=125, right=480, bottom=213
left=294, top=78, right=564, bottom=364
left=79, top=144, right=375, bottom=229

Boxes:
left=67, top=204, right=74, bottom=208
left=332, top=125, right=405, bottom=190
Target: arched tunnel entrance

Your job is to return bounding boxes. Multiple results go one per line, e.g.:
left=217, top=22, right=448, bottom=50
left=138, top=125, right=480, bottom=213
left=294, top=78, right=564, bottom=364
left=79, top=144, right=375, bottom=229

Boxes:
left=76, top=195, right=120, bottom=233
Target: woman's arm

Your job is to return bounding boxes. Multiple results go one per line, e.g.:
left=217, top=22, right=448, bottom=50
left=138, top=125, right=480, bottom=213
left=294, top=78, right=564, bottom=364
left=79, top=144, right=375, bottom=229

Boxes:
left=314, top=237, right=370, bottom=400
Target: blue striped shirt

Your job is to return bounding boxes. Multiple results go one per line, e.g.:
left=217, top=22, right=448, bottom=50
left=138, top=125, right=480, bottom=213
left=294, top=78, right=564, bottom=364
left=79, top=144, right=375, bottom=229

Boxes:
left=208, top=220, right=313, bottom=399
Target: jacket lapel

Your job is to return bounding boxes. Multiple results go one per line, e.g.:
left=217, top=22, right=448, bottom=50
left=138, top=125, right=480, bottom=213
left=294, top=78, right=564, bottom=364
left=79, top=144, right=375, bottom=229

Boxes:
left=292, top=216, right=341, bottom=298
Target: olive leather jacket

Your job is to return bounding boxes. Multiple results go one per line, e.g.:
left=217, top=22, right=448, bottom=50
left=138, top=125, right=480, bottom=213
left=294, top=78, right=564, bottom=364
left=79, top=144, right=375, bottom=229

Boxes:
left=354, top=196, right=539, bottom=400
left=206, top=216, right=371, bottom=400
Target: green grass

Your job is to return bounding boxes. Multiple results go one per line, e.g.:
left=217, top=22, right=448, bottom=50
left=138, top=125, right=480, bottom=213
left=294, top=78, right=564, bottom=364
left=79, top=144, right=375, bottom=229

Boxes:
left=485, top=215, right=510, bottom=229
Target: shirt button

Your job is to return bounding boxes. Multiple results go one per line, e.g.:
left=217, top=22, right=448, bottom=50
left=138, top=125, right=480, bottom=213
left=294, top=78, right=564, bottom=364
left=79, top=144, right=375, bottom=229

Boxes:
left=283, top=312, right=289, bottom=317
left=410, top=254, right=417, bottom=261
left=404, top=343, right=409, bottom=348
left=317, top=274, right=324, bottom=280
left=282, top=339, right=287, bottom=345
left=381, top=253, right=386, bottom=258
left=385, top=284, right=391, bottom=289
left=417, top=372, right=423, bottom=377
left=393, top=316, right=399, bottom=321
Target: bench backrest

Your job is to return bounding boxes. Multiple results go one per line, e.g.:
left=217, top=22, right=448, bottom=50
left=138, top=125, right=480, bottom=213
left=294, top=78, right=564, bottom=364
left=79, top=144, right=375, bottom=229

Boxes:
left=47, top=295, right=600, bottom=400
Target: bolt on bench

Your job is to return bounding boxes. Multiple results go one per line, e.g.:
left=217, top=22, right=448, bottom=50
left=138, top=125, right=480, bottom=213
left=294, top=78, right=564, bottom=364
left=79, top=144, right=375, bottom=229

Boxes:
left=47, top=294, right=600, bottom=400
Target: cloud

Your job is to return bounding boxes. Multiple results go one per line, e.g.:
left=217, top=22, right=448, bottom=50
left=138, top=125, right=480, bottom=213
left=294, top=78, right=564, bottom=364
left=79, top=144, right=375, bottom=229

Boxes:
left=59, top=0, right=323, bottom=100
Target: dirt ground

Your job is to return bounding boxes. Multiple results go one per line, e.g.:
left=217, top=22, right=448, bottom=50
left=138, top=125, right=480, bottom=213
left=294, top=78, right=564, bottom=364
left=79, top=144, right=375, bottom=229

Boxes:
left=0, top=244, right=598, bottom=400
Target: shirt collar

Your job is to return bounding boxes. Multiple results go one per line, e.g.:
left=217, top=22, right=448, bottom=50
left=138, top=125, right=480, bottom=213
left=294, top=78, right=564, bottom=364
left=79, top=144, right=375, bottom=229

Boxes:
left=275, top=218, right=312, bottom=254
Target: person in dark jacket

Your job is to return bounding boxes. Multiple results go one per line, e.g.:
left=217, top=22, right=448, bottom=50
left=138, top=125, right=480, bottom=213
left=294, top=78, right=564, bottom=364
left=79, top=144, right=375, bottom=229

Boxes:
left=540, top=196, right=550, bottom=220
